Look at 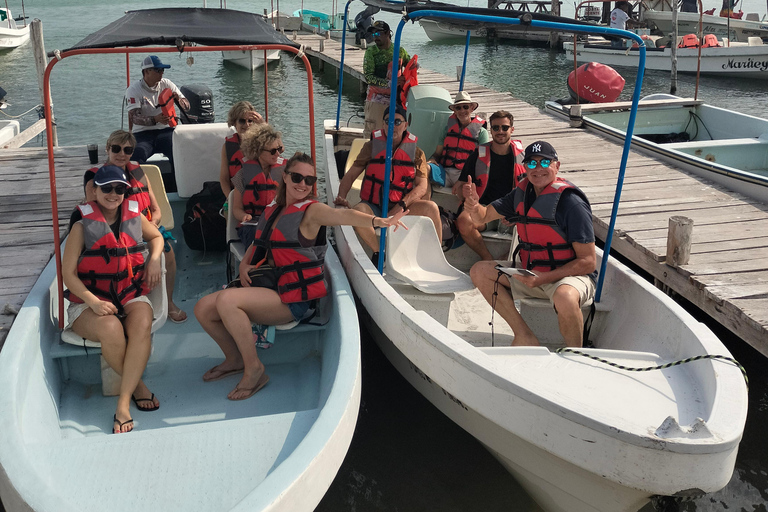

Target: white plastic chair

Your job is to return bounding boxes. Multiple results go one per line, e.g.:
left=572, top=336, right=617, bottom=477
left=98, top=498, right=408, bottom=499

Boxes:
left=140, top=164, right=174, bottom=230
left=385, top=215, right=475, bottom=294
left=226, top=189, right=247, bottom=282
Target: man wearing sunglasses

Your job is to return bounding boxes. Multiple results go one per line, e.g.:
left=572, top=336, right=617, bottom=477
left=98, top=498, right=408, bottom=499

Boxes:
left=451, top=110, right=525, bottom=260
left=362, top=20, right=411, bottom=137
left=125, top=55, right=191, bottom=183
left=464, top=141, right=597, bottom=348
left=429, top=91, right=489, bottom=189
left=334, top=105, right=441, bottom=261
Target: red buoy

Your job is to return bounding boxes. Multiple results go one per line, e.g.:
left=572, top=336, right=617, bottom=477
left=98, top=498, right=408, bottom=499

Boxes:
left=567, top=62, right=625, bottom=104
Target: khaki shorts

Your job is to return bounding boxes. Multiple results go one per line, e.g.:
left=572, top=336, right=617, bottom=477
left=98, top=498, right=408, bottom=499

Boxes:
left=66, top=295, right=153, bottom=329
left=501, top=264, right=596, bottom=308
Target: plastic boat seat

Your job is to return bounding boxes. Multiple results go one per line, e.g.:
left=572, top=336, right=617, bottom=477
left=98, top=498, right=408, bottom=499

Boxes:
left=226, top=189, right=247, bottom=282
left=518, top=297, right=613, bottom=350
left=385, top=215, right=474, bottom=294
left=172, top=123, right=233, bottom=198
left=748, top=37, right=764, bottom=46
left=345, top=138, right=367, bottom=173
left=140, top=164, right=174, bottom=229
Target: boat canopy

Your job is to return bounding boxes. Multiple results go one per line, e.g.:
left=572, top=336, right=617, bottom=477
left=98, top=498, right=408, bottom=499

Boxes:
left=66, top=8, right=299, bottom=51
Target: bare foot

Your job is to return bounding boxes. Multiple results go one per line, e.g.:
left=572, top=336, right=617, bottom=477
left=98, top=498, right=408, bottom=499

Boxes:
left=228, top=367, right=269, bottom=401
left=511, top=334, right=540, bottom=347
left=132, top=381, right=160, bottom=410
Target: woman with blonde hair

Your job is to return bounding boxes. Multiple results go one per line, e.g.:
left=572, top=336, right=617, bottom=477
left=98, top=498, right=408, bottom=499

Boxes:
left=219, top=101, right=264, bottom=196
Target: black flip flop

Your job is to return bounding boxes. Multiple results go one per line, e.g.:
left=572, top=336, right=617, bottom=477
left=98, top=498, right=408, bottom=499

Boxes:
left=132, top=393, right=160, bottom=412
left=113, top=414, right=134, bottom=434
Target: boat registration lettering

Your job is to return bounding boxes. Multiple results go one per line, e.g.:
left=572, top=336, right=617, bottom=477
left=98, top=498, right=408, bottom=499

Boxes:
left=722, top=58, right=768, bottom=72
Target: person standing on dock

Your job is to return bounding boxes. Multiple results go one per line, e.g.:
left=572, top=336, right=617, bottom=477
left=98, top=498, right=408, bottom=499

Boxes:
left=362, top=20, right=410, bottom=138
left=465, top=141, right=597, bottom=348
left=125, top=56, right=190, bottom=179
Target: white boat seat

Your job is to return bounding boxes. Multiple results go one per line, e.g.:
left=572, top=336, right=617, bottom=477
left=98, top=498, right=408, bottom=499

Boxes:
left=172, top=123, right=234, bottom=198
left=745, top=12, right=760, bottom=21
left=140, top=164, right=174, bottom=229
left=346, top=138, right=367, bottom=173
left=385, top=215, right=475, bottom=293
left=226, top=189, right=247, bottom=281
left=747, top=36, right=764, bottom=46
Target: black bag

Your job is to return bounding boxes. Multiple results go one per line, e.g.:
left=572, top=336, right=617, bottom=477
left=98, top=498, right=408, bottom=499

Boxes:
left=226, top=265, right=280, bottom=289
left=182, top=181, right=227, bottom=251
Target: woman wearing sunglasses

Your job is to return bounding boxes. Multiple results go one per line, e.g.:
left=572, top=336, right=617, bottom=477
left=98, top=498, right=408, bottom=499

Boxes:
left=195, top=153, right=407, bottom=401
left=230, top=124, right=286, bottom=246
left=63, top=165, right=165, bottom=433
left=83, top=130, right=187, bottom=324
left=219, top=101, right=264, bottom=197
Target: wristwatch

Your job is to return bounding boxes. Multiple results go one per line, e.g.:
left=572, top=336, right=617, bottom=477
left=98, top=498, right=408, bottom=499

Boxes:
left=398, top=200, right=407, bottom=210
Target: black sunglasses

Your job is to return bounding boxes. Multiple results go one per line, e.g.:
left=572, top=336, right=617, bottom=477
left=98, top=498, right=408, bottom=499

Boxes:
left=100, top=184, right=127, bottom=195
left=110, top=144, right=134, bottom=155
left=263, top=146, right=284, bottom=155
left=383, top=118, right=404, bottom=126
left=454, top=104, right=472, bottom=111
left=153, top=68, right=165, bottom=74
left=492, top=125, right=511, bottom=132
left=237, top=118, right=255, bottom=126
left=286, top=171, right=317, bottom=186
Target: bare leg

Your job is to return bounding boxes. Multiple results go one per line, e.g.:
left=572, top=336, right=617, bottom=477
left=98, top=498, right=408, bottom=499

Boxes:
left=120, top=301, right=155, bottom=419
left=469, top=261, right=539, bottom=346
left=351, top=202, right=380, bottom=252
left=552, top=285, right=584, bottom=347
left=407, top=200, right=442, bottom=241
left=195, top=290, right=244, bottom=378
left=456, top=210, right=492, bottom=260
left=165, top=247, right=186, bottom=322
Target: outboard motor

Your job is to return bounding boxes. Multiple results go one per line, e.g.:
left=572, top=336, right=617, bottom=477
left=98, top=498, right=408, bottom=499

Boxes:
left=354, top=6, right=379, bottom=45
left=0, top=86, right=7, bottom=109
left=179, top=84, right=214, bottom=124
left=567, top=62, right=625, bottom=104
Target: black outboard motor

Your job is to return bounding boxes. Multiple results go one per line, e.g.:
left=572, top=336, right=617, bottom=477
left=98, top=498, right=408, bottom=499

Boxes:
left=179, top=85, right=214, bottom=124
left=355, top=6, right=379, bottom=45
left=0, top=86, right=7, bottom=109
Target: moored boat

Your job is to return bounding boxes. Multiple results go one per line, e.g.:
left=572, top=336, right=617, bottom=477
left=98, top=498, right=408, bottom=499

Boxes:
left=643, top=9, right=768, bottom=42
left=221, top=48, right=280, bottom=70
left=0, top=7, right=29, bottom=50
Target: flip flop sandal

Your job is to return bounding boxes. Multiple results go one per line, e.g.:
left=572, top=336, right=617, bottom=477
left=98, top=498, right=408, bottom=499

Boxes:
left=228, top=374, right=270, bottom=401
left=113, top=414, right=134, bottom=434
left=168, top=307, right=188, bottom=324
left=132, top=393, right=160, bottom=412
left=203, top=365, right=244, bottom=382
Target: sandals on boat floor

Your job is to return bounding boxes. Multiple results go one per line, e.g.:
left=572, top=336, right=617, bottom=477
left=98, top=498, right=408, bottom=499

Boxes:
left=228, top=374, right=270, bottom=401
left=113, top=415, right=134, bottom=434
left=203, top=365, right=244, bottom=382
left=168, top=307, right=188, bottom=324
left=132, top=393, right=160, bottom=412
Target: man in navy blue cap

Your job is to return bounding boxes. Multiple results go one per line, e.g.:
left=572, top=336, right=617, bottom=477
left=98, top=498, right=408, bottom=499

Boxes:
left=125, top=55, right=190, bottom=179
left=464, top=140, right=597, bottom=348
left=334, top=105, right=441, bottom=263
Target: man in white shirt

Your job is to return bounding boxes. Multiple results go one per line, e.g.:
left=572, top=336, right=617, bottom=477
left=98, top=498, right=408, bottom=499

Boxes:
left=609, top=2, right=640, bottom=47
left=125, top=55, right=190, bottom=173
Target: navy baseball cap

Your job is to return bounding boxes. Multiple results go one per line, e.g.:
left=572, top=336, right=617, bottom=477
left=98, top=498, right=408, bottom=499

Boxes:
left=383, top=104, right=407, bottom=121
left=93, top=165, right=130, bottom=186
left=141, top=55, right=171, bottom=70
left=522, top=141, right=558, bottom=162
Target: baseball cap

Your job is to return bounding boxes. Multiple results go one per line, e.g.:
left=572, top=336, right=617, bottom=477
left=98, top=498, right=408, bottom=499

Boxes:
left=141, top=55, right=171, bottom=70
left=368, top=20, right=390, bottom=33
left=383, top=104, right=407, bottom=121
left=522, top=141, right=558, bottom=162
left=93, top=165, right=131, bottom=186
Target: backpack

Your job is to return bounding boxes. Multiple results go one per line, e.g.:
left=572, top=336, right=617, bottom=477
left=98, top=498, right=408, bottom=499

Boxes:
left=181, top=181, right=227, bottom=251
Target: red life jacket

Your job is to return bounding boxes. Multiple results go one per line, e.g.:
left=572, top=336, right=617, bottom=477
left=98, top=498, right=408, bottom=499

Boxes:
left=239, top=158, right=286, bottom=218
left=473, top=140, right=526, bottom=200
left=360, top=130, right=418, bottom=206
left=68, top=199, right=148, bottom=309
left=439, top=115, right=485, bottom=170
left=225, top=133, right=245, bottom=179
left=252, top=200, right=328, bottom=304
left=511, top=177, right=590, bottom=272
left=400, top=55, right=419, bottom=106
left=678, top=34, right=700, bottom=48
left=158, top=88, right=177, bottom=127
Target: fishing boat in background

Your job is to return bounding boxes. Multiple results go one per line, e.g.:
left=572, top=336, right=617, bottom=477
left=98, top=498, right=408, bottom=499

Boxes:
left=419, top=19, right=486, bottom=41
left=327, top=2, right=749, bottom=511
left=643, top=9, right=768, bottom=41
left=0, top=8, right=362, bottom=511
left=0, top=6, right=29, bottom=50
left=293, top=8, right=354, bottom=38
left=221, top=48, right=281, bottom=70
left=545, top=94, right=768, bottom=203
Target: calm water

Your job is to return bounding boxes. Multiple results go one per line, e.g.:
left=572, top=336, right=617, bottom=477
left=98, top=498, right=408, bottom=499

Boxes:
left=1, top=0, right=767, bottom=510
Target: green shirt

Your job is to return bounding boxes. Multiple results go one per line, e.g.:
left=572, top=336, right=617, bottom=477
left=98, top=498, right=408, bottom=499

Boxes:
left=363, top=43, right=410, bottom=88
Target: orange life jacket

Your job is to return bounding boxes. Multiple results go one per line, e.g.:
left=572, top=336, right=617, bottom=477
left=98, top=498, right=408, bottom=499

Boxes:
left=678, top=34, right=700, bottom=48
left=225, top=133, right=245, bottom=179
left=400, top=55, right=419, bottom=106
left=702, top=34, right=721, bottom=47
left=158, top=88, right=177, bottom=128
left=473, top=140, right=526, bottom=200
left=439, top=115, right=486, bottom=170
left=239, top=158, right=287, bottom=218
left=360, top=130, right=418, bottom=206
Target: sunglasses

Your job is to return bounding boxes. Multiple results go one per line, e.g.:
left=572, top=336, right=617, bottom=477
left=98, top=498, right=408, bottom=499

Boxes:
left=492, top=125, right=511, bottom=132
left=384, top=118, right=404, bottom=126
left=237, top=118, right=255, bottom=126
left=525, top=159, right=553, bottom=170
left=110, top=145, right=134, bottom=155
left=286, top=171, right=317, bottom=186
left=153, top=68, right=165, bottom=74
left=99, top=184, right=127, bottom=195
left=371, top=31, right=382, bottom=37
left=454, top=104, right=472, bottom=111
left=262, top=146, right=284, bottom=155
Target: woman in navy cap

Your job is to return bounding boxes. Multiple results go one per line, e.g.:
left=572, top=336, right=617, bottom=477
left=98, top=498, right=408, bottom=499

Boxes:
left=63, top=165, right=165, bottom=434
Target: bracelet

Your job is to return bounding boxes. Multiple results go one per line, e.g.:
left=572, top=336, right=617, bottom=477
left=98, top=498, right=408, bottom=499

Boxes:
left=398, top=200, right=407, bottom=210
left=371, top=216, right=377, bottom=228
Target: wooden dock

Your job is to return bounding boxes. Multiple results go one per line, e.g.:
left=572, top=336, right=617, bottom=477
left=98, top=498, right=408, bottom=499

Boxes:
left=295, top=33, right=768, bottom=355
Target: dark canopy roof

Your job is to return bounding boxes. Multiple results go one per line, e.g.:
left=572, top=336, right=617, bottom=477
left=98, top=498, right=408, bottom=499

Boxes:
left=360, top=0, right=595, bottom=31
left=67, top=8, right=298, bottom=51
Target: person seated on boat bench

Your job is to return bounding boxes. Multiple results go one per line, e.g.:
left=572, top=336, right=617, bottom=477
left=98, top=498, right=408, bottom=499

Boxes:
left=333, top=105, right=442, bottom=262
left=428, top=91, right=489, bottom=189
left=231, top=123, right=287, bottom=247
left=81, top=130, right=187, bottom=324
left=63, top=165, right=164, bottom=433
left=363, top=20, right=410, bottom=138
left=195, top=152, right=407, bottom=401
left=450, top=110, right=526, bottom=260
left=465, top=141, right=597, bottom=348
left=609, top=2, right=642, bottom=47
left=125, top=55, right=190, bottom=182
left=220, top=101, right=265, bottom=197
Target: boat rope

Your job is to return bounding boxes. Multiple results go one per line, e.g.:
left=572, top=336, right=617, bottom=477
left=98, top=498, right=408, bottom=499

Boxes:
left=0, top=103, right=42, bottom=119
left=295, top=44, right=306, bottom=60
left=53, top=49, right=61, bottom=61
left=555, top=348, right=748, bottom=388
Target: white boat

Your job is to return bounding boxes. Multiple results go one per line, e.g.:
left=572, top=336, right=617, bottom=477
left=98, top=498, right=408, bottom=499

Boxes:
left=0, top=7, right=29, bottom=50
left=419, top=19, right=486, bottom=41
left=267, top=10, right=303, bottom=32
left=221, top=49, right=281, bottom=70
left=0, top=119, right=20, bottom=146
left=643, top=9, right=768, bottom=42
left=544, top=95, right=768, bottom=204
left=563, top=37, right=768, bottom=79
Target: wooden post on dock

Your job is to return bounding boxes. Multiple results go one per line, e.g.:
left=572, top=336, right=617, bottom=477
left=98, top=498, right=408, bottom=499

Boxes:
left=548, top=0, right=561, bottom=48
left=30, top=19, right=57, bottom=147
left=666, top=216, right=693, bottom=267
left=670, top=1, right=679, bottom=94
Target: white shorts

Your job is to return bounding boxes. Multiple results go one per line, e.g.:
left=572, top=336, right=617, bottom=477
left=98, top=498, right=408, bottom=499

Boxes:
left=66, top=295, right=153, bottom=329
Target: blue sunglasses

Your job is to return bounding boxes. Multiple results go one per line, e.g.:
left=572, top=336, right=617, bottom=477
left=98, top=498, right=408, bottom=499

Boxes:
left=525, top=159, right=552, bottom=170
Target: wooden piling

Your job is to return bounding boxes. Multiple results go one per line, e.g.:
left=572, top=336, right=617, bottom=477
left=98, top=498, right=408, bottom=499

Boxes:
left=30, top=19, right=57, bottom=146
left=666, top=216, right=694, bottom=267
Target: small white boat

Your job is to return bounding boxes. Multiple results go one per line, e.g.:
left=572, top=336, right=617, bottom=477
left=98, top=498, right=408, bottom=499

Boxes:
left=0, top=7, right=29, bottom=50
left=563, top=37, right=768, bottom=79
left=0, top=119, right=20, bottom=146
left=221, top=48, right=280, bottom=70
left=643, top=9, right=768, bottom=42
left=419, top=19, right=486, bottom=41
left=267, top=10, right=303, bottom=32
left=545, top=95, right=768, bottom=204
